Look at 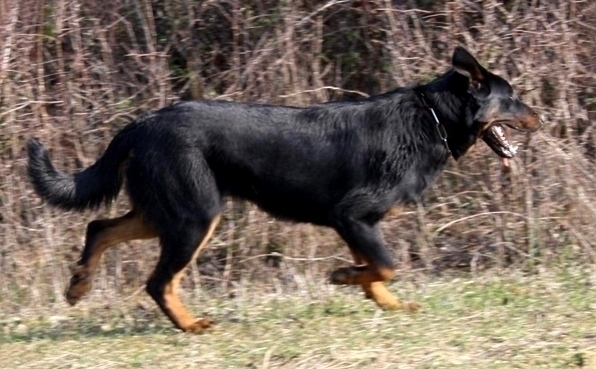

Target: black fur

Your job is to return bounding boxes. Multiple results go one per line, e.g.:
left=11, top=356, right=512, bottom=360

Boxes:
left=27, top=47, right=541, bottom=298
left=27, top=135, right=130, bottom=210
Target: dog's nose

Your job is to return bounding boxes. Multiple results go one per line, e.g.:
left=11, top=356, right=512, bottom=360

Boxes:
left=538, top=114, right=545, bottom=126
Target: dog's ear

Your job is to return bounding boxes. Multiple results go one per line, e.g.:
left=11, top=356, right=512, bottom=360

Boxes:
left=452, top=46, right=484, bottom=86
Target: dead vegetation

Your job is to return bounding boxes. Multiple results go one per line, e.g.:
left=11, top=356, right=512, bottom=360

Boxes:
left=1, top=0, right=596, bottom=310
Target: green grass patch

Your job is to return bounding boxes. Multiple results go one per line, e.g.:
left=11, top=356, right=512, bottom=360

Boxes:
left=1, top=270, right=595, bottom=368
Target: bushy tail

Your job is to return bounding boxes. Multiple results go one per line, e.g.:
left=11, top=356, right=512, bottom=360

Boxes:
left=26, top=132, right=133, bottom=211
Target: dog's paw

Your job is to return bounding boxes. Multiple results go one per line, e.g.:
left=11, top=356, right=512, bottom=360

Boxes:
left=184, top=318, right=215, bottom=334
left=403, top=301, right=421, bottom=313
left=65, top=266, right=92, bottom=306
left=375, top=298, right=402, bottom=311
left=376, top=299, right=420, bottom=312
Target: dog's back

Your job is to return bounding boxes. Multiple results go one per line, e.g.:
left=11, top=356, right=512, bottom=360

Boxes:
left=124, top=91, right=440, bottom=225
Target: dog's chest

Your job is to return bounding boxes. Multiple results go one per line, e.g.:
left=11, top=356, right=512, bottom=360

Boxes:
left=383, top=153, right=447, bottom=205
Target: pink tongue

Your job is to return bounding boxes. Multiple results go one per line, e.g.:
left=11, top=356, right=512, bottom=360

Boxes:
left=500, top=157, right=510, bottom=168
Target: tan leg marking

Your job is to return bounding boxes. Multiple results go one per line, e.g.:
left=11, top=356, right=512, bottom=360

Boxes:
left=383, top=205, right=403, bottom=219
left=336, top=251, right=419, bottom=312
left=330, top=264, right=396, bottom=285
left=162, top=215, right=220, bottom=333
left=66, top=211, right=157, bottom=305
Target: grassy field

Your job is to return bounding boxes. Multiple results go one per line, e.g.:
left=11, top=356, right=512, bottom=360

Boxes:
left=1, top=268, right=596, bottom=369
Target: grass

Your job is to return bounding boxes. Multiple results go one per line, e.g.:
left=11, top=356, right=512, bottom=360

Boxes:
left=1, top=268, right=596, bottom=369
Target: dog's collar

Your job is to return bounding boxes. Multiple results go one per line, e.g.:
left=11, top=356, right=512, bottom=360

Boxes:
left=418, top=92, right=452, bottom=158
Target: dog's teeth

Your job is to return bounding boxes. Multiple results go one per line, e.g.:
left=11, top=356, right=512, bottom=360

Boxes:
left=494, top=126, right=505, bottom=140
left=511, top=145, right=518, bottom=154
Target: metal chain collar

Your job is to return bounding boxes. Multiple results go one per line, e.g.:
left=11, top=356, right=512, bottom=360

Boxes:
left=418, top=92, right=452, bottom=158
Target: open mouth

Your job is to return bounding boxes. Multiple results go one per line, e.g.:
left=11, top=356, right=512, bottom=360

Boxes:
left=482, top=124, right=519, bottom=163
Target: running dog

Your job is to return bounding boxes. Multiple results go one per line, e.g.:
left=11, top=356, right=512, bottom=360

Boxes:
left=27, top=47, right=542, bottom=332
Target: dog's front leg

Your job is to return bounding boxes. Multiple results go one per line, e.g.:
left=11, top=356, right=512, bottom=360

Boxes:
left=330, top=218, right=420, bottom=312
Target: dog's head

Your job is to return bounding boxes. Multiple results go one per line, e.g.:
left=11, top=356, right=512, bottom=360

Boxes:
left=452, top=47, right=542, bottom=161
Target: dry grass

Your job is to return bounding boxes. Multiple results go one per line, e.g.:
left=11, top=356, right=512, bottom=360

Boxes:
left=2, top=265, right=596, bottom=369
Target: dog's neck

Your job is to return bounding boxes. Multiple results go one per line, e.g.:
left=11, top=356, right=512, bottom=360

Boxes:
left=417, top=70, right=481, bottom=160
left=417, top=91, right=452, bottom=159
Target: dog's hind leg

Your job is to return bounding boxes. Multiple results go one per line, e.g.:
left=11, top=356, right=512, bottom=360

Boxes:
left=332, top=219, right=419, bottom=312
left=145, top=214, right=221, bottom=333
left=66, top=211, right=157, bottom=305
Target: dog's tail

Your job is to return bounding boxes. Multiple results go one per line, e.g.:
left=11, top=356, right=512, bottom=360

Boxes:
left=26, top=129, right=134, bottom=211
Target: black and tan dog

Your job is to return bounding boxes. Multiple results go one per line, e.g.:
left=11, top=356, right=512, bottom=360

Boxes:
left=27, top=47, right=541, bottom=333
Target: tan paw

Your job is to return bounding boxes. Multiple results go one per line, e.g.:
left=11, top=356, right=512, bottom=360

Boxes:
left=65, top=266, right=92, bottom=306
left=376, top=299, right=403, bottom=311
left=184, top=318, right=215, bottom=334
left=403, top=301, right=421, bottom=313
left=375, top=298, right=420, bottom=312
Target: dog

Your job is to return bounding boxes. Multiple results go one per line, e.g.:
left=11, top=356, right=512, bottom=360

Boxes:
left=26, top=47, right=542, bottom=333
